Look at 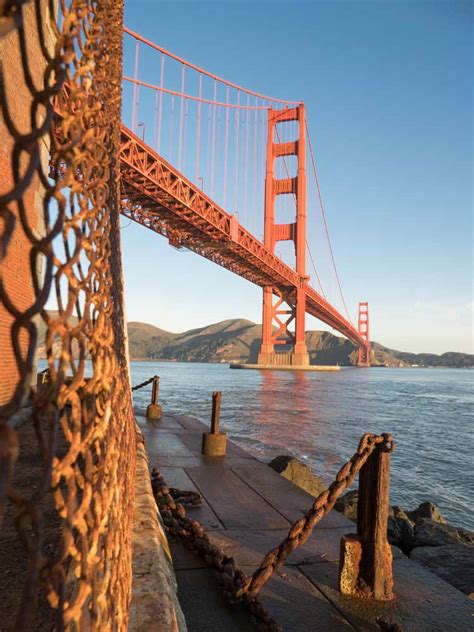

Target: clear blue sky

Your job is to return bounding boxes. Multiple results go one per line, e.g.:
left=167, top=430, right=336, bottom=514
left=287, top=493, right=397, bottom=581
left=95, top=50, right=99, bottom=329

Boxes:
left=120, top=0, right=473, bottom=354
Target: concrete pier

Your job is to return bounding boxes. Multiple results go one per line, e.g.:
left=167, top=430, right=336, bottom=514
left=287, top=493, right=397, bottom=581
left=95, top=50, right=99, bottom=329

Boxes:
left=135, top=407, right=473, bottom=631
left=230, top=363, right=341, bottom=371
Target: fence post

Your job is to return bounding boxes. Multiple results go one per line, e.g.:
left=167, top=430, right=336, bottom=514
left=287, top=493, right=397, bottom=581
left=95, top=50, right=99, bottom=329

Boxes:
left=338, top=437, right=394, bottom=600
left=146, top=376, right=162, bottom=421
left=201, top=391, right=227, bottom=456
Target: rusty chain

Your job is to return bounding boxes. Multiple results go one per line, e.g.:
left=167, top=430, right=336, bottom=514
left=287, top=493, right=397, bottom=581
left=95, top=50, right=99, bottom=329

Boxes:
left=131, top=376, right=156, bottom=391
left=151, top=467, right=283, bottom=632
left=237, top=432, right=395, bottom=599
left=0, top=1, right=136, bottom=629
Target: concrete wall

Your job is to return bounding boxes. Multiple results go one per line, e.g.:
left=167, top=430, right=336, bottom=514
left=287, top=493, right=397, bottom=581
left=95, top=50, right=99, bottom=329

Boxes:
left=129, top=431, right=187, bottom=631
left=0, top=4, right=51, bottom=406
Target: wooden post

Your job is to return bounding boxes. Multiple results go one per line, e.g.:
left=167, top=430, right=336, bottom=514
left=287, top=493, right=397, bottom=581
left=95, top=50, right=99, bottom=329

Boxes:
left=339, top=439, right=394, bottom=600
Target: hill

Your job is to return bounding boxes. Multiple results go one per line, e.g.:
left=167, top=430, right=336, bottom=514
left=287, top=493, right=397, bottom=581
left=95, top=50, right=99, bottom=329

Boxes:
left=125, top=319, right=474, bottom=368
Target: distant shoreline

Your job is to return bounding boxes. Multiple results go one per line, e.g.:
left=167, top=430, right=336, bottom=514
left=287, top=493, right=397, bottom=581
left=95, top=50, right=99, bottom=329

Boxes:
left=129, top=358, right=472, bottom=368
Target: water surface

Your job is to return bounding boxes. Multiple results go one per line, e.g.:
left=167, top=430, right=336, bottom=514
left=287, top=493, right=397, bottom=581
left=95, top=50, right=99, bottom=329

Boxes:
left=131, top=363, right=473, bottom=529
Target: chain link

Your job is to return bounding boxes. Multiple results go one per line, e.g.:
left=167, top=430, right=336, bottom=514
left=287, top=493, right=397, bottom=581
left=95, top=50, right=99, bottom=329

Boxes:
left=151, top=467, right=282, bottom=631
left=237, top=433, right=394, bottom=599
left=131, top=376, right=156, bottom=391
left=0, top=1, right=135, bottom=629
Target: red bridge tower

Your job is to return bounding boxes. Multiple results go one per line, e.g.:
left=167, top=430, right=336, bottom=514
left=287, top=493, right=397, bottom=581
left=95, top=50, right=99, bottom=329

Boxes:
left=258, top=104, right=310, bottom=366
left=357, top=301, right=371, bottom=367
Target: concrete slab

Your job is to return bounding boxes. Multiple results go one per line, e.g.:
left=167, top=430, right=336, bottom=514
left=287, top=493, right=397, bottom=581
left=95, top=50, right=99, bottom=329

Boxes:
left=185, top=466, right=290, bottom=530
left=178, top=430, right=255, bottom=460
left=136, top=413, right=186, bottom=430
left=232, top=461, right=354, bottom=529
left=141, top=432, right=194, bottom=458
left=175, top=566, right=356, bottom=632
left=254, top=565, right=356, bottom=631
left=168, top=526, right=347, bottom=572
left=300, top=557, right=474, bottom=632
left=174, top=568, right=256, bottom=631
left=160, top=467, right=223, bottom=530
left=208, top=527, right=349, bottom=566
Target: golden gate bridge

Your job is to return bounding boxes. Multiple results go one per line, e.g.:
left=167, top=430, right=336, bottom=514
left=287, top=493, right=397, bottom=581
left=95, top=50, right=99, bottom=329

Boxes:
left=120, top=27, right=370, bottom=367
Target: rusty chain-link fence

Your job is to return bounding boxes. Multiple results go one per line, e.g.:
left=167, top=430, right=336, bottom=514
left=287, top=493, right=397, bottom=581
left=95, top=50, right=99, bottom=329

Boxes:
left=0, top=1, right=136, bottom=629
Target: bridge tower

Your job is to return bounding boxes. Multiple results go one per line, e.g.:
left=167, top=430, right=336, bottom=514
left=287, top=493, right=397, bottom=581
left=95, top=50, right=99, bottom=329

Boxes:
left=258, top=104, right=310, bottom=367
left=357, top=301, right=371, bottom=367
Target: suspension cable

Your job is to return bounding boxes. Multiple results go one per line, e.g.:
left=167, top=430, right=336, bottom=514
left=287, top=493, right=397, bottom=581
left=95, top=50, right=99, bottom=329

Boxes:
left=305, top=121, right=353, bottom=324
left=273, top=125, right=326, bottom=297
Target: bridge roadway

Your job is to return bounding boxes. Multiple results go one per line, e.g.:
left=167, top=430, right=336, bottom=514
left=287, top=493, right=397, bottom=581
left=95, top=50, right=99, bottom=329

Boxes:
left=119, top=125, right=365, bottom=350
left=133, top=407, right=473, bottom=631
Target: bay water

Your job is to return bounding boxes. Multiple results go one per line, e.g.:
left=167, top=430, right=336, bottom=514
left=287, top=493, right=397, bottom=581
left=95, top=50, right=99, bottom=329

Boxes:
left=130, top=363, right=474, bottom=530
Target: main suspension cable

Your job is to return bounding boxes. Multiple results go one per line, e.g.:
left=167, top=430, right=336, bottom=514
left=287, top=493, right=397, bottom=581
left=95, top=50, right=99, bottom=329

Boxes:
left=305, top=121, right=353, bottom=324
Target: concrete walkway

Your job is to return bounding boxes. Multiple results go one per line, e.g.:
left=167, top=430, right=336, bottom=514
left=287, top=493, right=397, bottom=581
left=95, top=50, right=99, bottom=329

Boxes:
left=136, top=409, right=473, bottom=631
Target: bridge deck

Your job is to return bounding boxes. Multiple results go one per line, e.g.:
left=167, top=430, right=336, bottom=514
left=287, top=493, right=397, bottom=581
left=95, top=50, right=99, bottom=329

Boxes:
left=120, top=126, right=365, bottom=349
left=135, top=409, right=472, bottom=631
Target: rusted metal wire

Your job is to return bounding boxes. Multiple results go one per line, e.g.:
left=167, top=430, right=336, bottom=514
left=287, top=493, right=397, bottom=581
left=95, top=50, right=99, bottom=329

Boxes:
left=0, top=1, right=136, bottom=629
left=151, top=467, right=282, bottom=632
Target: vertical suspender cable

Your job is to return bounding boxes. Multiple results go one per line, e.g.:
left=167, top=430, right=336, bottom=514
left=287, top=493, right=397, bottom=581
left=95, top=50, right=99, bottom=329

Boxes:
left=210, top=80, right=217, bottom=198
left=178, top=65, right=186, bottom=170
left=243, top=93, right=250, bottom=228
left=157, top=53, right=165, bottom=153
left=223, top=86, right=230, bottom=209
left=252, top=97, right=258, bottom=233
left=132, top=41, right=139, bottom=132
left=195, top=73, right=202, bottom=184
left=183, top=98, right=189, bottom=176
left=206, top=102, right=212, bottom=192
left=169, top=95, right=175, bottom=161
left=233, top=91, right=240, bottom=214
left=260, top=101, right=267, bottom=241
left=153, top=90, right=159, bottom=151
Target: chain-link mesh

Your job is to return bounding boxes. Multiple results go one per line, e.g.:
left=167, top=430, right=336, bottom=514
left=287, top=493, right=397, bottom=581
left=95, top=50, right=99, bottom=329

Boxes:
left=0, top=1, right=136, bottom=629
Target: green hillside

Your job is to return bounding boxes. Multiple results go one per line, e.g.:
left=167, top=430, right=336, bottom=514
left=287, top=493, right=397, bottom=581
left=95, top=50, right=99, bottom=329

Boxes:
left=125, top=319, right=474, bottom=368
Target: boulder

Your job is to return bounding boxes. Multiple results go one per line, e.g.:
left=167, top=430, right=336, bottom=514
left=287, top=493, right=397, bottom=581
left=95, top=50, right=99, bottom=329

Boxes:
left=268, top=455, right=327, bottom=497
left=334, top=490, right=358, bottom=522
left=406, top=501, right=446, bottom=525
left=411, top=544, right=474, bottom=598
left=387, top=506, right=414, bottom=553
left=412, top=518, right=474, bottom=548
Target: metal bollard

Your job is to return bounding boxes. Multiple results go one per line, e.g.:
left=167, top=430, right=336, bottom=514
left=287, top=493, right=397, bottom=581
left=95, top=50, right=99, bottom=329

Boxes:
left=338, top=437, right=394, bottom=600
left=201, top=391, right=227, bottom=457
left=146, top=376, right=162, bottom=421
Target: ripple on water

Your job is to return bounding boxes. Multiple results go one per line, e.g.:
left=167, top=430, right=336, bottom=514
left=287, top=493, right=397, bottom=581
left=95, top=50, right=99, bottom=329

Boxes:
left=120, top=363, right=474, bottom=529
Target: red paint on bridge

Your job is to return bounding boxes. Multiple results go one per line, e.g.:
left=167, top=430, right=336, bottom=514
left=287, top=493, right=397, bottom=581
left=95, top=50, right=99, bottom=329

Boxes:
left=120, top=28, right=371, bottom=365
left=119, top=125, right=369, bottom=356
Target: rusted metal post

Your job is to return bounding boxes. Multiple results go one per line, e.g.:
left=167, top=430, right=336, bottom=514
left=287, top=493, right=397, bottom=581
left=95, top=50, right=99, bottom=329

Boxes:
left=202, top=391, right=227, bottom=457
left=152, top=376, right=160, bottom=404
left=210, top=391, right=221, bottom=434
left=146, top=375, right=162, bottom=421
left=339, top=436, right=394, bottom=600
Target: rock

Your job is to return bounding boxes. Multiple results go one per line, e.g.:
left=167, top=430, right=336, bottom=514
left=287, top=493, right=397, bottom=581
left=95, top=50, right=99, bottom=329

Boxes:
left=406, top=501, right=446, bottom=525
left=412, top=518, right=474, bottom=548
left=411, top=543, right=474, bottom=597
left=334, top=490, right=358, bottom=522
left=387, top=506, right=414, bottom=552
left=268, top=455, right=327, bottom=497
